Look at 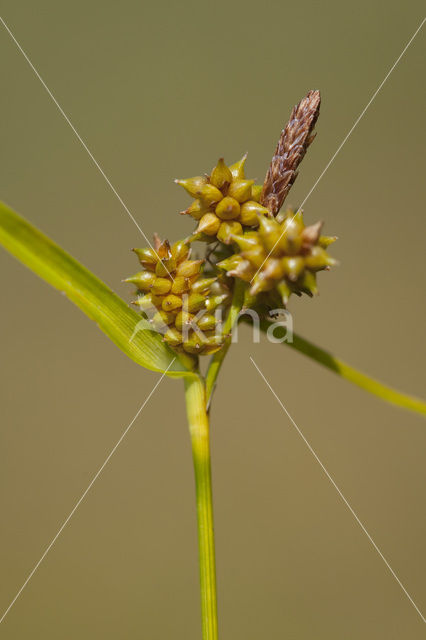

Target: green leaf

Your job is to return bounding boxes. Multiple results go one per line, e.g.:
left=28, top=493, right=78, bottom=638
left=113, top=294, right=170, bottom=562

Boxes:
left=0, top=202, right=195, bottom=377
left=254, top=317, right=426, bottom=417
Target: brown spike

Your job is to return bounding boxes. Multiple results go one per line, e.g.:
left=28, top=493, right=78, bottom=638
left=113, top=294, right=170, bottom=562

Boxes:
left=261, top=90, right=321, bottom=216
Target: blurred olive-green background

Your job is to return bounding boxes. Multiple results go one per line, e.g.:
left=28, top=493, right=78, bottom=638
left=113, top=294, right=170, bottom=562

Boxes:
left=1, top=2, right=425, bottom=638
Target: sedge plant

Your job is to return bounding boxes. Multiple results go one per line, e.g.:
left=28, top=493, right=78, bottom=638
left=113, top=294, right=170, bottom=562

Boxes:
left=1, top=90, right=425, bottom=639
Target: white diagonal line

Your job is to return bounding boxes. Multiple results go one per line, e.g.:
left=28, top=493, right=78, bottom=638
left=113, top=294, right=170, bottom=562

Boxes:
left=250, top=356, right=426, bottom=624
left=0, top=360, right=175, bottom=625
left=297, top=17, right=425, bottom=214
left=0, top=15, right=174, bottom=280
left=251, top=16, right=426, bottom=283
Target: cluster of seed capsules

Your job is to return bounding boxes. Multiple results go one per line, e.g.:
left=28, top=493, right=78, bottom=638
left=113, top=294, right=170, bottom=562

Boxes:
left=176, top=156, right=336, bottom=305
left=217, top=209, right=337, bottom=304
left=126, top=156, right=336, bottom=356
left=176, top=156, right=270, bottom=244
left=125, top=236, right=230, bottom=355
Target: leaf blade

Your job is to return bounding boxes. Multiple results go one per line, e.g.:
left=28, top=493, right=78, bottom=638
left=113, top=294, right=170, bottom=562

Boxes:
left=0, top=202, right=194, bottom=376
left=254, top=317, right=426, bottom=417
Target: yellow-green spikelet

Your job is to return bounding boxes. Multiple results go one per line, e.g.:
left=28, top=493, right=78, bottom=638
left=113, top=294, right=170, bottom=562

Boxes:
left=217, top=210, right=337, bottom=305
left=175, top=156, right=270, bottom=245
left=125, top=237, right=230, bottom=355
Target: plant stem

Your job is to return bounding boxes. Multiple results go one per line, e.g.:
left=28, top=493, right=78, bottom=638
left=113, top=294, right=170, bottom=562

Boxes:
left=184, top=374, right=218, bottom=640
left=205, top=279, right=246, bottom=404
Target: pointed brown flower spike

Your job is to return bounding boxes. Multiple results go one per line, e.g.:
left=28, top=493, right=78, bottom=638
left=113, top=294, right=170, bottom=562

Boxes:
left=261, top=90, right=321, bottom=216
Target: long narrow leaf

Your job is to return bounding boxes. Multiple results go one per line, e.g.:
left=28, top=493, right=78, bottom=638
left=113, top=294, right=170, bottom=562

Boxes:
left=0, top=202, right=194, bottom=377
left=254, top=317, right=426, bottom=417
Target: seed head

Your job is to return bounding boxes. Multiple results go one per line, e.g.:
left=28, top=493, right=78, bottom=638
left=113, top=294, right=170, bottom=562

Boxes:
left=218, top=209, right=337, bottom=305
left=176, top=156, right=270, bottom=244
left=127, top=88, right=337, bottom=343
left=126, top=237, right=231, bottom=355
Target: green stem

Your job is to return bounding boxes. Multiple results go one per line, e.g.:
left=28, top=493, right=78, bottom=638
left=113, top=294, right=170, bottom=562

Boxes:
left=184, top=374, right=218, bottom=640
left=205, top=279, right=246, bottom=404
